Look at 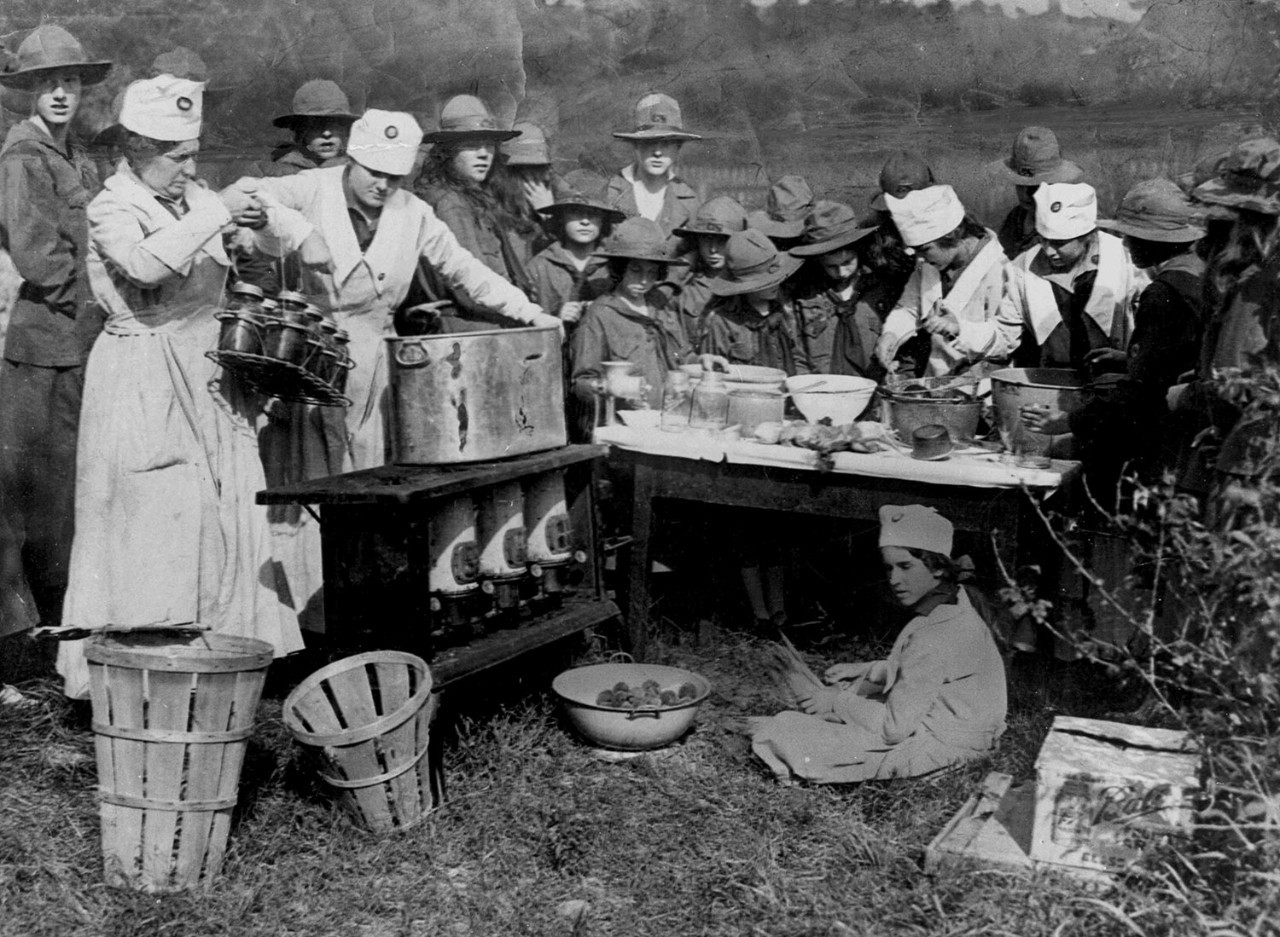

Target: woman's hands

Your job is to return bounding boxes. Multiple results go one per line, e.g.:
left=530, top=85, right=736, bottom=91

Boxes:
left=875, top=331, right=903, bottom=370
left=558, top=301, right=585, bottom=325
left=824, top=660, right=889, bottom=688
left=297, top=231, right=334, bottom=273
left=698, top=353, right=730, bottom=373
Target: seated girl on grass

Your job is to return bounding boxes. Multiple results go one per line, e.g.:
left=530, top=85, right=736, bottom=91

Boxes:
left=749, top=505, right=1007, bottom=784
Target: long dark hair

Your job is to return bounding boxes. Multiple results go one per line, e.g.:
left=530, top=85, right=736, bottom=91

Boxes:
left=415, top=140, right=502, bottom=222
left=491, top=157, right=551, bottom=238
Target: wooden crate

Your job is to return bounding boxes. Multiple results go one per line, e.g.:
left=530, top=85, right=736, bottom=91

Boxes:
left=925, top=772, right=1036, bottom=878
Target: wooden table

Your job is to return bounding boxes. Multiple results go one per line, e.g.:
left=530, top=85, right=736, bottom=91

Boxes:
left=257, top=444, right=618, bottom=689
left=606, top=437, right=1079, bottom=657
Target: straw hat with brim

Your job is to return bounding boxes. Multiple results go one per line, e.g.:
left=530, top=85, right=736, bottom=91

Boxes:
left=612, top=92, right=702, bottom=142
left=422, top=94, right=518, bottom=143
left=869, top=151, right=936, bottom=210
left=1000, top=126, right=1084, bottom=186
left=1190, top=137, right=1280, bottom=216
left=502, top=122, right=550, bottom=165
left=273, top=79, right=358, bottom=129
left=673, top=195, right=748, bottom=238
left=707, top=228, right=805, bottom=296
left=790, top=200, right=879, bottom=256
left=593, top=217, right=672, bottom=263
left=0, top=25, right=110, bottom=90
left=1097, top=179, right=1205, bottom=243
left=538, top=169, right=625, bottom=221
left=747, top=175, right=814, bottom=239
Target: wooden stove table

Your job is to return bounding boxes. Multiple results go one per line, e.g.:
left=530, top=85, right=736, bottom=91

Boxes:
left=257, top=444, right=618, bottom=689
left=595, top=425, right=1080, bottom=658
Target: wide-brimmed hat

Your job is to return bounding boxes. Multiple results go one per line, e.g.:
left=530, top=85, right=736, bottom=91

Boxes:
left=593, top=217, right=672, bottom=263
left=272, top=79, right=358, bottom=129
left=1035, top=183, right=1097, bottom=240
left=870, top=152, right=935, bottom=210
left=747, top=175, right=815, bottom=239
left=673, top=195, right=748, bottom=238
left=538, top=169, right=625, bottom=221
left=790, top=200, right=879, bottom=256
left=422, top=94, right=519, bottom=144
left=1001, top=126, right=1085, bottom=186
left=1097, top=179, right=1205, bottom=243
left=612, top=92, right=702, bottom=143
left=707, top=228, right=804, bottom=296
left=501, top=121, right=550, bottom=165
left=0, top=25, right=111, bottom=90
left=885, top=185, right=966, bottom=247
left=1191, top=137, right=1280, bottom=216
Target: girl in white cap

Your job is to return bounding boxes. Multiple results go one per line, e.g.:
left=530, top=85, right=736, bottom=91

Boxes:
left=1006, top=182, right=1146, bottom=374
left=249, top=108, right=559, bottom=471
left=875, top=185, right=1023, bottom=379
left=749, top=505, right=1007, bottom=784
left=56, top=75, right=320, bottom=699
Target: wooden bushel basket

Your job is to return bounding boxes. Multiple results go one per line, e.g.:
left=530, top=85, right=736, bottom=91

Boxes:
left=85, top=632, right=274, bottom=893
left=283, top=651, right=441, bottom=834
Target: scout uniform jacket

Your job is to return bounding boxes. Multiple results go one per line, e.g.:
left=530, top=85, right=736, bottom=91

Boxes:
left=792, top=274, right=898, bottom=380
left=571, top=291, right=693, bottom=411
left=700, top=294, right=804, bottom=375
left=605, top=165, right=700, bottom=239
left=527, top=240, right=612, bottom=317
left=0, top=119, right=102, bottom=365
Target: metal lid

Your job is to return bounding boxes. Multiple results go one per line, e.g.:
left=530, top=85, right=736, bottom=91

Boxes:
left=229, top=281, right=265, bottom=299
left=276, top=289, right=308, bottom=307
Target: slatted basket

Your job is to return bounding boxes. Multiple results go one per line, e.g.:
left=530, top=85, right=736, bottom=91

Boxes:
left=283, top=651, right=441, bottom=834
left=85, top=632, right=274, bottom=893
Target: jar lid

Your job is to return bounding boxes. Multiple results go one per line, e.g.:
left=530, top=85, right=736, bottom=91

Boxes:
left=729, top=387, right=783, bottom=398
left=333, top=329, right=350, bottom=341
left=229, top=281, right=265, bottom=299
left=276, top=289, right=307, bottom=306
left=260, top=298, right=279, bottom=310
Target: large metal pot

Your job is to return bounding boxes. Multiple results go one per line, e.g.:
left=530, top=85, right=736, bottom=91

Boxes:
left=990, top=368, right=1087, bottom=457
left=387, top=326, right=566, bottom=464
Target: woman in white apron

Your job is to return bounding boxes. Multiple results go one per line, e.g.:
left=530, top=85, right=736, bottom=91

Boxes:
left=57, top=76, right=315, bottom=698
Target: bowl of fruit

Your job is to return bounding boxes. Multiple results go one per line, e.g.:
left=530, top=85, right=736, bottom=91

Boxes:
left=552, top=662, right=712, bottom=751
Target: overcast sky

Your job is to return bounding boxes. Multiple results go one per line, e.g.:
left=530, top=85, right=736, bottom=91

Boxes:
left=747, top=0, right=1148, bottom=21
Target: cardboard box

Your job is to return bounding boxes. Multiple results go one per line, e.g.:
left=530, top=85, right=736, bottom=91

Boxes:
left=1030, top=716, right=1201, bottom=875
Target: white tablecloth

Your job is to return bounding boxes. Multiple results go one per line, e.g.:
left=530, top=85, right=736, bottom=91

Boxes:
left=595, top=424, right=1074, bottom=490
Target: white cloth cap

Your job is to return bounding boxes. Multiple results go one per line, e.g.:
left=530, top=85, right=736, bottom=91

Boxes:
left=878, top=504, right=954, bottom=556
left=1035, top=182, right=1097, bottom=239
left=347, top=109, right=423, bottom=176
left=883, top=185, right=966, bottom=247
left=119, top=76, right=204, bottom=142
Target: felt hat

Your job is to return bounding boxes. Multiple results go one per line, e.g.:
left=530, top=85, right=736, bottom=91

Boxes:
left=272, top=79, right=358, bottom=129
left=1034, top=182, right=1097, bottom=240
left=1001, top=126, right=1085, bottom=187
left=0, top=25, right=111, bottom=90
left=501, top=121, right=551, bottom=165
left=747, top=175, right=815, bottom=239
left=149, top=47, right=210, bottom=83
left=538, top=169, right=625, bottom=221
left=707, top=228, right=804, bottom=297
left=870, top=151, right=935, bottom=210
left=119, top=75, right=203, bottom=142
left=1097, top=179, right=1205, bottom=243
left=672, top=195, right=749, bottom=238
left=790, top=200, right=879, bottom=256
left=878, top=504, right=953, bottom=556
left=422, top=94, right=518, bottom=144
left=884, top=185, right=966, bottom=247
left=1191, top=137, right=1280, bottom=216
left=593, top=217, right=672, bottom=263
left=612, top=92, right=702, bottom=143
left=347, top=109, right=423, bottom=176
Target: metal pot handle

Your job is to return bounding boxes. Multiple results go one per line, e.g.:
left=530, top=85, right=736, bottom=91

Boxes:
left=394, top=339, right=430, bottom=367
left=625, top=707, right=661, bottom=720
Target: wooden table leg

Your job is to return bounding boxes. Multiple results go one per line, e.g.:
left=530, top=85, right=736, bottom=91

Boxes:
left=621, top=460, right=657, bottom=660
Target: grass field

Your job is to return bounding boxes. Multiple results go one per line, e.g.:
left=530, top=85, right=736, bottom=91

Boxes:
left=3, top=594, right=1270, bottom=937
